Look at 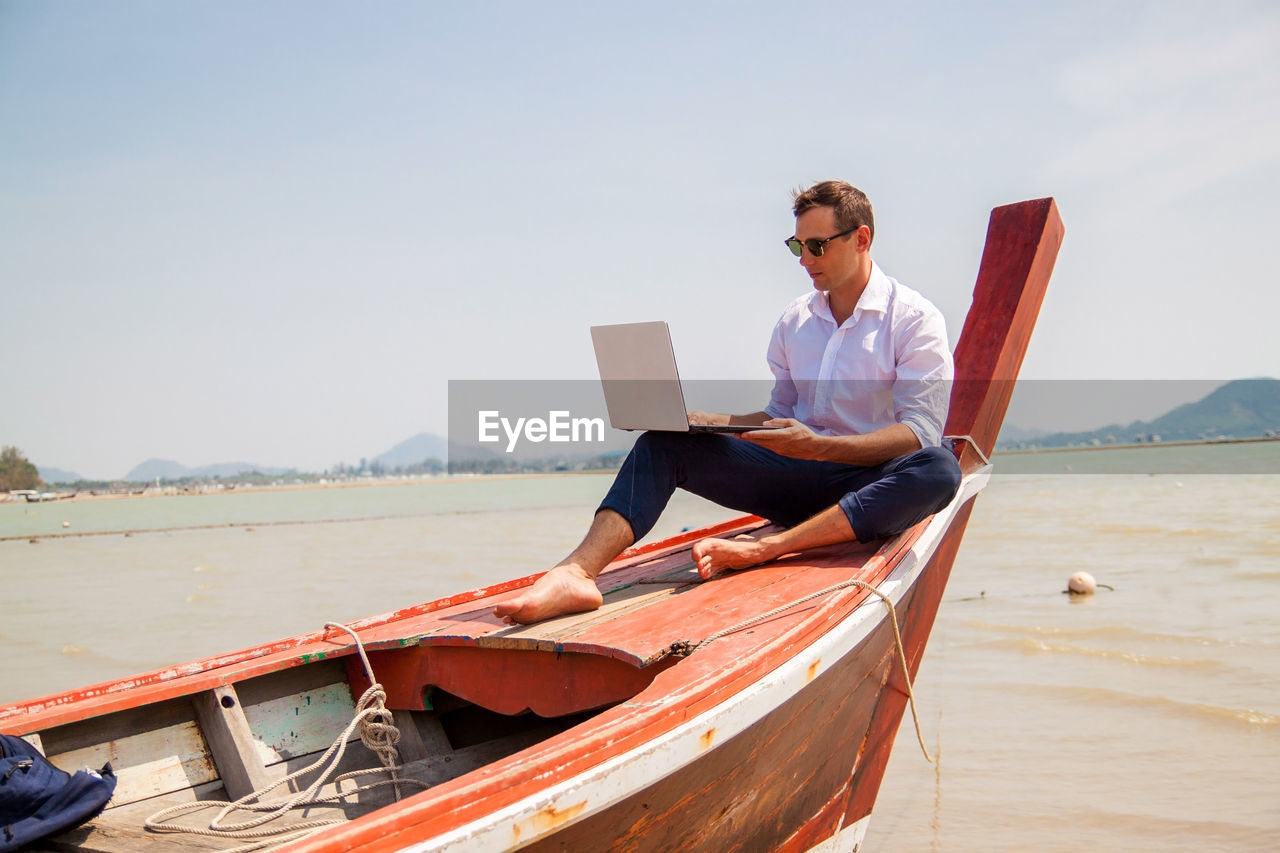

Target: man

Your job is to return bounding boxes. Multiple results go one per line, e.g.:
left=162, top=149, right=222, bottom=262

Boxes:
left=494, top=181, right=962, bottom=625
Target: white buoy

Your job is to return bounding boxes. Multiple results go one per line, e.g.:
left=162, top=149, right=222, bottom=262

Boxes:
left=62, top=521, right=70, bottom=528
left=1067, top=571, right=1097, bottom=595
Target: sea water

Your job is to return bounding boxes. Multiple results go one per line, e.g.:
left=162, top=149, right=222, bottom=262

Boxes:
left=1, top=444, right=1277, bottom=850
left=868, top=467, right=1280, bottom=851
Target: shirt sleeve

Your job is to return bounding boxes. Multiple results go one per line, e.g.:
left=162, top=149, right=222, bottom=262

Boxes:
left=893, top=303, right=953, bottom=448
left=764, top=316, right=797, bottom=420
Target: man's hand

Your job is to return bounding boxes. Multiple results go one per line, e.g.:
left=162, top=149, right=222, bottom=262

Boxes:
left=744, top=421, right=922, bottom=466
left=687, top=410, right=730, bottom=427
left=689, top=410, right=773, bottom=428
left=739, top=418, right=824, bottom=459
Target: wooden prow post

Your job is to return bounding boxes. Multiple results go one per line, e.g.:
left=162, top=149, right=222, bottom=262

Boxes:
left=945, top=197, right=1064, bottom=468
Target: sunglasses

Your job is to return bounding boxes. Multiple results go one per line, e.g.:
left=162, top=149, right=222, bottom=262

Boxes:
left=784, top=226, right=859, bottom=258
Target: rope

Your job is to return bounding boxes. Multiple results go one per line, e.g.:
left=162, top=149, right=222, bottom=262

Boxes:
left=684, top=578, right=937, bottom=764
left=145, top=622, right=429, bottom=852
left=321, top=622, right=406, bottom=800
left=943, top=434, right=990, bottom=466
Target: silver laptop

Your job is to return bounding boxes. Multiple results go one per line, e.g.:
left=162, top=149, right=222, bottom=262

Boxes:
left=590, top=321, right=778, bottom=434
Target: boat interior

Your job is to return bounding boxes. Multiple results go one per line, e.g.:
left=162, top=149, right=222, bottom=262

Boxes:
left=23, top=515, right=908, bottom=852
left=32, top=656, right=615, bottom=852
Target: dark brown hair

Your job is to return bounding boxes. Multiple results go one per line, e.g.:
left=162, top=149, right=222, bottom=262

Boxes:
left=791, top=180, right=874, bottom=245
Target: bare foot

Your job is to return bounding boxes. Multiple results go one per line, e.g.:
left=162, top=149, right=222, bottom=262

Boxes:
left=692, top=536, right=775, bottom=580
left=492, top=564, right=604, bottom=625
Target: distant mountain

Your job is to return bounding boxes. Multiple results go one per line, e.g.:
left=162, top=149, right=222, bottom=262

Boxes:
left=1000, top=378, right=1280, bottom=448
left=124, top=459, right=186, bottom=481
left=37, top=466, right=85, bottom=484
left=88, top=379, right=1280, bottom=482
left=124, top=458, right=290, bottom=482
left=374, top=433, right=450, bottom=467
left=371, top=432, right=528, bottom=468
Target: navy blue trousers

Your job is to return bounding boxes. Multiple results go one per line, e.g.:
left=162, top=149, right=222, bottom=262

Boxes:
left=599, top=432, right=963, bottom=543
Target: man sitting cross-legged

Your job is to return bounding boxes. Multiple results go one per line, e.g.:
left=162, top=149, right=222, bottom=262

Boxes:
left=494, top=180, right=962, bottom=626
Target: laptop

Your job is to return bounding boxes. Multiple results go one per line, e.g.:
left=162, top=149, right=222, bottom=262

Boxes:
left=590, top=321, right=780, bottom=434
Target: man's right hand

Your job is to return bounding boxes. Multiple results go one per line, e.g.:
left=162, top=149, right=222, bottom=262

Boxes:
left=687, top=410, right=731, bottom=427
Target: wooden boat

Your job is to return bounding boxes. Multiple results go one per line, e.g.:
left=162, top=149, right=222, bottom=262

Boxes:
left=0, top=198, right=1063, bottom=852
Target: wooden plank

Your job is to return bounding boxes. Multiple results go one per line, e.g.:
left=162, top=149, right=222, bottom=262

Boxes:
left=233, top=657, right=349, bottom=707
left=241, top=681, right=357, bottom=766
left=946, top=197, right=1064, bottom=461
left=47, top=718, right=217, bottom=808
left=42, top=818, right=235, bottom=852
left=411, top=712, right=453, bottom=755
left=391, top=709, right=431, bottom=764
left=191, top=685, right=271, bottom=801
left=37, top=697, right=197, bottom=755
left=483, top=581, right=693, bottom=649
left=565, top=539, right=886, bottom=665
left=37, top=697, right=218, bottom=808
left=462, top=532, right=882, bottom=668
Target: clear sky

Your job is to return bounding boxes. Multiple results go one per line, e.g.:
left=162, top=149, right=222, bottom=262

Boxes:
left=2, top=1, right=1278, bottom=479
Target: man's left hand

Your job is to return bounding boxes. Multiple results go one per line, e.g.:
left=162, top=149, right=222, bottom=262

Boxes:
left=739, top=418, right=825, bottom=461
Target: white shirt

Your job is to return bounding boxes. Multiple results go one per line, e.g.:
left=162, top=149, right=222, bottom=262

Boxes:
left=763, top=261, right=952, bottom=448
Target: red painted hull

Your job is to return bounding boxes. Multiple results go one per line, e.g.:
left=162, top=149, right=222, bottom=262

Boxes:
left=510, top=504, right=975, bottom=853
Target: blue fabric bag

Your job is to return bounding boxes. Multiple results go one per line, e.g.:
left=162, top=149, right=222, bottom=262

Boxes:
left=1, top=733, right=117, bottom=851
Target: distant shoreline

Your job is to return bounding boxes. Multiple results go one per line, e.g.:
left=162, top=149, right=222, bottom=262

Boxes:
left=2, top=470, right=621, bottom=506
left=994, top=434, right=1280, bottom=456
left=10, top=436, right=1278, bottom=507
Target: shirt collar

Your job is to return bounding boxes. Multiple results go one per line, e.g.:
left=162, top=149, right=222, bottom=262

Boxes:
left=806, top=259, right=890, bottom=325
left=857, top=261, right=892, bottom=316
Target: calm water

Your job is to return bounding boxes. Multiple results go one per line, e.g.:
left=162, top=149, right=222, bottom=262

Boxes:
left=2, top=446, right=1277, bottom=850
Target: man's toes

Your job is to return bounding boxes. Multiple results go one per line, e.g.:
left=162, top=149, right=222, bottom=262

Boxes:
left=493, top=597, right=523, bottom=618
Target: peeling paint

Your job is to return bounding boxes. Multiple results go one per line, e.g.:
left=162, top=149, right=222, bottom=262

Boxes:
left=531, top=800, right=587, bottom=832
left=242, top=684, right=356, bottom=762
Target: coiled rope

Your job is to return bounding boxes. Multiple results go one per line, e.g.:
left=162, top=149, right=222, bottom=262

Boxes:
left=680, top=577, right=937, bottom=764
left=145, top=622, right=429, bottom=852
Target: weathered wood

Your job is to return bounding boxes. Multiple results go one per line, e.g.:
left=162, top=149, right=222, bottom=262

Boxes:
left=842, top=501, right=976, bottom=826
left=390, top=709, right=431, bottom=764
left=303, top=526, right=923, bottom=851
left=47, top=719, right=574, bottom=853
left=39, top=697, right=218, bottom=808
left=241, top=680, right=357, bottom=766
left=37, top=697, right=196, bottom=756
left=946, top=197, right=1064, bottom=461
left=360, top=645, right=676, bottom=718
left=408, top=710, right=452, bottom=756
left=48, top=719, right=217, bottom=808
left=191, top=685, right=271, bottom=801
left=233, top=657, right=349, bottom=707
left=515, top=609, right=893, bottom=852
left=483, top=580, right=693, bottom=648
left=42, top=814, right=236, bottom=852
left=20, top=479, right=957, bottom=851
